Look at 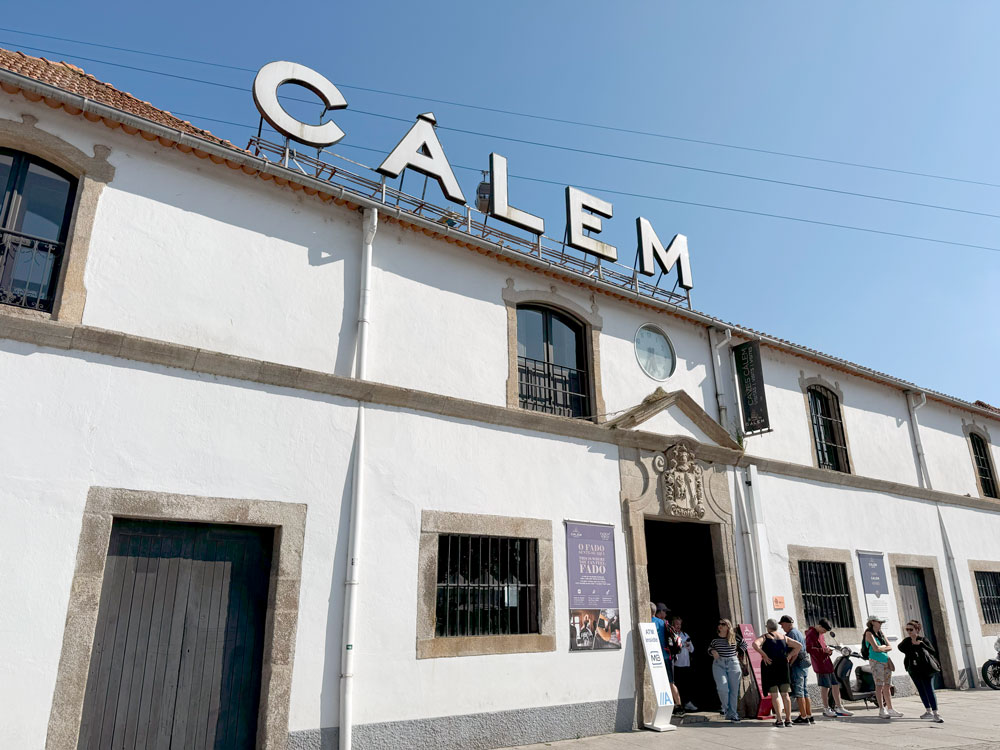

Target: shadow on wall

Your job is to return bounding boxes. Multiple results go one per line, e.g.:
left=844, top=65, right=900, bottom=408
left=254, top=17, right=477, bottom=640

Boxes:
left=104, top=149, right=362, bottom=377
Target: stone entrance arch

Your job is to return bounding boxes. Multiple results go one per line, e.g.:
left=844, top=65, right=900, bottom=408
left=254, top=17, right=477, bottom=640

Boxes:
left=619, top=440, right=742, bottom=726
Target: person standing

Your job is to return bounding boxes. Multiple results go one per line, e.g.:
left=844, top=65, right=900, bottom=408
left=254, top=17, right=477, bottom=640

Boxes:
left=864, top=616, right=901, bottom=718
left=709, top=618, right=747, bottom=722
left=805, top=617, right=853, bottom=718
left=898, top=619, right=942, bottom=722
left=652, top=604, right=682, bottom=710
left=779, top=615, right=814, bottom=724
left=753, top=618, right=801, bottom=727
left=670, top=615, right=698, bottom=712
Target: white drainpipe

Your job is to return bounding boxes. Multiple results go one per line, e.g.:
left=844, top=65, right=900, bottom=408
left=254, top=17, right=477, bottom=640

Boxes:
left=341, top=207, right=379, bottom=749
left=907, top=390, right=977, bottom=688
left=708, top=327, right=733, bottom=434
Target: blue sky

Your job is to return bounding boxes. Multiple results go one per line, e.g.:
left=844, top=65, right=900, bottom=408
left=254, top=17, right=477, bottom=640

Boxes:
left=6, top=2, right=998, bottom=404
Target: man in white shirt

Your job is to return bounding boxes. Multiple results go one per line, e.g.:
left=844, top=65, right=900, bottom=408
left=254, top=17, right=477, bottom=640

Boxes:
left=670, top=615, right=698, bottom=712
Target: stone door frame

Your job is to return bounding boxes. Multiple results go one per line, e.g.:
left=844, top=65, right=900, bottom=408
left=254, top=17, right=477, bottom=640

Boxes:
left=619, top=443, right=742, bottom=726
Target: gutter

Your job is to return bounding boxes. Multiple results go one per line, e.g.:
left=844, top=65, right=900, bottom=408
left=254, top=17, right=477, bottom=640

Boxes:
left=4, top=66, right=999, bottom=425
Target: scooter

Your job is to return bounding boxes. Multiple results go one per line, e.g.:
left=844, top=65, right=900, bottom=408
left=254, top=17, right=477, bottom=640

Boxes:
left=825, top=634, right=894, bottom=710
left=982, top=637, right=1000, bottom=690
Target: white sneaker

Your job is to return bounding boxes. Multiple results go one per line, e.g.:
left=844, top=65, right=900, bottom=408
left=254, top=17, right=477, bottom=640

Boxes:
left=822, top=708, right=837, bottom=718
left=834, top=706, right=853, bottom=717
left=878, top=708, right=890, bottom=719
left=932, top=711, right=943, bottom=723
left=920, top=711, right=934, bottom=719
left=887, top=709, right=903, bottom=718
left=683, top=702, right=698, bottom=712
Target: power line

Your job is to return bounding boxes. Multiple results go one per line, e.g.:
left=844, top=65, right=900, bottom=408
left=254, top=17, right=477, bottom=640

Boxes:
left=6, top=39, right=1000, bottom=224
left=4, top=25, right=1000, bottom=191
left=174, top=111, right=1000, bottom=256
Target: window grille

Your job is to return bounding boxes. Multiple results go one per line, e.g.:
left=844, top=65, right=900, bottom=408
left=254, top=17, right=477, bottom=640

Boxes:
left=807, top=385, right=851, bottom=473
left=798, top=560, right=856, bottom=628
left=970, top=433, right=998, bottom=499
left=0, top=149, right=77, bottom=313
left=435, top=535, right=539, bottom=637
left=976, top=571, right=1000, bottom=625
left=516, top=305, right=590, bottom=419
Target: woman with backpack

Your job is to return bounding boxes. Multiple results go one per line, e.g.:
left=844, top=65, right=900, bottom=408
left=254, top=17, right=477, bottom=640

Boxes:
left=753, top=618, right=802, bottom=727
left=863, top=616, right=901, bottom=718
left=898, top=619, right=943, bottom=722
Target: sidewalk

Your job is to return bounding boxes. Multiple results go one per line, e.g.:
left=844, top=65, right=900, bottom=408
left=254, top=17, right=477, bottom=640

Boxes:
left=504, top=692, right=1000, bottom=750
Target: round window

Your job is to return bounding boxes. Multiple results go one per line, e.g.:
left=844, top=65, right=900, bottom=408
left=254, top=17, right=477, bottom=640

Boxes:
left=634, top=324, right=676, bottom=381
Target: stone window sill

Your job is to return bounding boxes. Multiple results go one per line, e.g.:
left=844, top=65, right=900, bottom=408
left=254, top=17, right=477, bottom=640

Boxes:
left=417, top=634, right=556, bottom=659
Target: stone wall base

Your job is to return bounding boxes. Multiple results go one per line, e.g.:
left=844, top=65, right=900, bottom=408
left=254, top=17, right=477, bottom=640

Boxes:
left=288, top=698, right=635, bottom=750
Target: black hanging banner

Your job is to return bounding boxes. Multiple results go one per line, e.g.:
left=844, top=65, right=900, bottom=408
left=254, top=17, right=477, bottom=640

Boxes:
left=733, top=341, right=770, bottom=434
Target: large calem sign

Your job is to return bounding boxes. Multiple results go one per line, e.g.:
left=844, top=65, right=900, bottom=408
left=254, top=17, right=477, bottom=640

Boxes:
left=253, top=61, right=694, bottom=291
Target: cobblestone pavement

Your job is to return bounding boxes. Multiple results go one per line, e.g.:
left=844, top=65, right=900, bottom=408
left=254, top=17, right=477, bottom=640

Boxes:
left=504, top=691, right=1000, bottom=750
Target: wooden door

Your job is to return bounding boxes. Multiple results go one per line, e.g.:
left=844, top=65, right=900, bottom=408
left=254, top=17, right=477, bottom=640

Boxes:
left=897, top=567, right=941, bottom=688
left=78, top=520, right=273, bottom=750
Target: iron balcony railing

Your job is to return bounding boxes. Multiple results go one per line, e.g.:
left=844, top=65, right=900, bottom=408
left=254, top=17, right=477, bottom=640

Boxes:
left=0, top=228, right=64, bottom=313
left=517, top=355, right=590, bottom=419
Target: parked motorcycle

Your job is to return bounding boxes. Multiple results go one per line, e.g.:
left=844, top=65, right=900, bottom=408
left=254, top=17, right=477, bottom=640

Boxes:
left=983, top=637, right=1000, bottom=690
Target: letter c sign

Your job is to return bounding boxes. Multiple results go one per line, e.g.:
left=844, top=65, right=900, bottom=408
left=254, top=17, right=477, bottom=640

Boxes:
left=252, top=61, right=347, bottom=148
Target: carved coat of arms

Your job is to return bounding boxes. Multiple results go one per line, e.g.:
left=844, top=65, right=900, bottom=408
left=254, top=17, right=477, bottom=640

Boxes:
left=655, top=444, right=706, bottom=519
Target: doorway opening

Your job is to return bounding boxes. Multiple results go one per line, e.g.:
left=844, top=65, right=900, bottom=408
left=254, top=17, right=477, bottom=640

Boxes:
left=645, top=517, right=721, bottom=711
left=897, top=567, right=943, bottom=689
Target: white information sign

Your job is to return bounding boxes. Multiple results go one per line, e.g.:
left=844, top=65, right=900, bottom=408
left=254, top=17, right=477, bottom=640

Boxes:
left=638, top=622, right=676, bottom=732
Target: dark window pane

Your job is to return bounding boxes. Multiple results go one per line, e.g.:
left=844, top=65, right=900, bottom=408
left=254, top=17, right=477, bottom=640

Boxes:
left=970, top=434, right=998, bottom=499
left=14, top=161, right=72, bottom=241
left=516, top=308, right=545, bottom=361
left=0, top=153, right=13, bottom=220
left=976, top=571, right=1000, bottom=624
left=798, top=560, right=855, bottom=629
left=433, top=534, right=540, bottom=638
left=549, top=313, right=580, bottom=369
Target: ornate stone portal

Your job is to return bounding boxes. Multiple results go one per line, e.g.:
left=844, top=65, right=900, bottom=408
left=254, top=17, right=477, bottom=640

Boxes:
left=657, top=443, right=706, bottom=520
left=619, top=440, right=742, bottom=728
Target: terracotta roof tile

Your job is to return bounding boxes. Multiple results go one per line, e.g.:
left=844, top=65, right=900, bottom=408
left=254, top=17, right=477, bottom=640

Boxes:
left=0, top=48, right=236, bottom=149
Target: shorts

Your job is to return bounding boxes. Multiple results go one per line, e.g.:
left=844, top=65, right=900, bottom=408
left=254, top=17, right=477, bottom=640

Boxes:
left=816, top=671, right=836, bottom=688
left=791, top=665, right=810, bottom=698
left=869, top=659, right=891, bottom=687
left=665, top=656, right=675, bottom=682
left=767, top=683, right=790, bottom=695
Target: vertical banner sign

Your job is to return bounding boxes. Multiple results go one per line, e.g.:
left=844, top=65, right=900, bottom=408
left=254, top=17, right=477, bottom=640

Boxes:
left=566, top=522, right=621, bottom=651
left=857, top=551, right=891, bottom=621
left=638, top=623, right=676, bottom=732
left=733, top=341, right=770, bottom=433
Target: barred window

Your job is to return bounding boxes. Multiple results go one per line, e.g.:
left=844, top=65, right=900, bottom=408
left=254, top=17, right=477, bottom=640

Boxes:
left=435, top=535, right=539, bottom=637
left=516, top=305, right=590, bottom=419
left=970, top=433, right=998, bottom=499
left=807, top=385, right=851, bottom=473
left=799, top=560, right=856, bottom=628
left=0, top=148, right=77, bottom=313
left=976, top=571, right=1000, bottom=624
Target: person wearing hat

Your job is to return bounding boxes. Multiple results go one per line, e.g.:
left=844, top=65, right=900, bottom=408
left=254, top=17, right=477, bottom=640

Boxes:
left=779, top=615, right=813, bottom=724
left=863, top=615, right=901, bottom=718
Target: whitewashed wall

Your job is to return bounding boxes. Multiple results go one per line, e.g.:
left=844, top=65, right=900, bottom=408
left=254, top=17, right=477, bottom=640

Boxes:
left=918, top=399, right=999, bottom=499
left=743, top=346, right=922, bottom=486
left=0, top=337, right=633, bottom=747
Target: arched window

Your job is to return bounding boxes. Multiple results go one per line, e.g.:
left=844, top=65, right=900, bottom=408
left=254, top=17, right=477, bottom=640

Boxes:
left=516, top=305, right=590, bottom=419
left=0, top=148, right=77, bottom=312
left=807, top=385, right=850, bottom=473
left=969, top=432, right=998, bottom=499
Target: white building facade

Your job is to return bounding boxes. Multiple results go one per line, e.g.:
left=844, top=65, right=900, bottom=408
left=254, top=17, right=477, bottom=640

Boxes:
left=1, top=50, right=998, bottom=750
